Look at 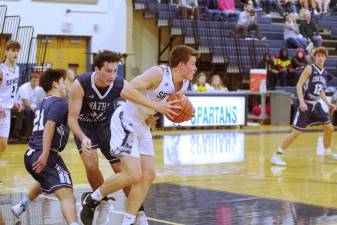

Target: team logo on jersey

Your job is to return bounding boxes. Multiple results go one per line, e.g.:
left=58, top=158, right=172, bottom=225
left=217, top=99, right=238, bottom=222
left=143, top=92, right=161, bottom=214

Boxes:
left=164, top=82, right=169, bottom=86
left=89, top=95, right=94, bottom=99
left=156, top=91, right=170, bottom=100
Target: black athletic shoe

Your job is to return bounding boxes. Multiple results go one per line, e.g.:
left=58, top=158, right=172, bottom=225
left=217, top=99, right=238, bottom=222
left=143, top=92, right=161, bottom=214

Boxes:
left=80, top=192, right=99, bottom=225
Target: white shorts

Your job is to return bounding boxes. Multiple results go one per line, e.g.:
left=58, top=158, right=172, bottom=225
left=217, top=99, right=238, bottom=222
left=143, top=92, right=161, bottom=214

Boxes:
left=0, top=109, right=11, bottom=138
left=110, top=106, right=154, bottom=157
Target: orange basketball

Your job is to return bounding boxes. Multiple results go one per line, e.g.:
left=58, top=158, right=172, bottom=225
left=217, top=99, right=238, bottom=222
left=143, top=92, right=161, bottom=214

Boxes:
left=166, top=93, right=194, bottom=123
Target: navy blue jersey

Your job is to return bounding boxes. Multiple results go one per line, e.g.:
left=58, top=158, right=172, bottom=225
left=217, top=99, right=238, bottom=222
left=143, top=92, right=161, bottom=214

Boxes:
left=29, top=96, right=69, bottom=152
left=303, top=64, right=327, bottom=101
left=77, top=72, right=124, bottom=124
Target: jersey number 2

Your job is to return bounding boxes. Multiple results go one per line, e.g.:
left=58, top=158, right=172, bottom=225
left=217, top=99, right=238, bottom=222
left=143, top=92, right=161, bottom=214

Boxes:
left=33, top=109, right=44, bottom=132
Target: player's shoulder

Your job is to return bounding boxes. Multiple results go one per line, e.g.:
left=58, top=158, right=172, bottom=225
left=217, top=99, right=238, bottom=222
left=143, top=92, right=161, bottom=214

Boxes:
left=46, top=96, right=67, bottom=107
left=76, top=71, right=92, bottom=83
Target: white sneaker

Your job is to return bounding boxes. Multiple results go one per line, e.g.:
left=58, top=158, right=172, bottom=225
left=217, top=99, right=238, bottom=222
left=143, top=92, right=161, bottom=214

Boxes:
left=135, top=211, right=149, bottom=225
left=271, top=153, right=286, bottom=166
left=11, top=203, right=26, bottom=219
left=96, top=200, right=113, bottom=225
left=271, top=166, right=286, bottom=175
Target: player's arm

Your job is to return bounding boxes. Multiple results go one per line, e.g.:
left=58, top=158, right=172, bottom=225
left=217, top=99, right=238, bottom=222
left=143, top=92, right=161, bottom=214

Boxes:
left=32, top=120, right=55, bottom=173
left=68, top=80, right=85, bottom=140
left=67, top=80, right=91, bottom=153
left=0, top=70, right=4, bottom=119
left=121, top=66, right=180, bottom=117
left=320, top=90, right=336, bottom=112
left=296, top=65, right=312, bottom=112
left=21, top=99, right=30, bottom=109
left=0, top=70, right=3, bottom=86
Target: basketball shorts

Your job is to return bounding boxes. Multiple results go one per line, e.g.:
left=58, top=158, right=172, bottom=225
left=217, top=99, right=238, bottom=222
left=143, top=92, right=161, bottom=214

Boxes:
left=0, top=109, right=11, bottom=138
left=110, top=106, right=154, bottom=157
left=292, top=101, right=330, bottom=131
left=74, top=120, right=120, bottom=164
left=24, top=149, right=73, bottom=194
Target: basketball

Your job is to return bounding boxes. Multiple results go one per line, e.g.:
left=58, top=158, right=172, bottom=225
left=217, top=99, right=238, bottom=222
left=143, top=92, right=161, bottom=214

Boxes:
left=166, top=93, right=194, bottom=123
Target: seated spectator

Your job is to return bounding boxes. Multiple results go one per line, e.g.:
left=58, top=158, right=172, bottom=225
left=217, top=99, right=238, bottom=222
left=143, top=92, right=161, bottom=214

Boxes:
left=64, top=69, right=76, bottom=99
left=234, top=2, right=265, bottom=40
left=13, top=73, right=46, bottom=140
left=258, top=52, right=279, bottom=89
left=290, top=48, right=307, bottom=85
left=284, top=14, right=307, bottom=49
left=299, top=0, right=320, bottom=15
left=217, top=0, right=240, bottom=17
left=275, top=0, right=298, bottom=18
left=209, top=74, right=229, bottom=92
left=260, top=0, right=277, bottom=17
left=192, top=72, right=211, bottom=92
left=274, top=48, right=292, bottom=86
left=299, top=11, right=322, bottom=47
left=176, top=0, right=199, bottom=20
left=316, top=0, right=330, bottom=15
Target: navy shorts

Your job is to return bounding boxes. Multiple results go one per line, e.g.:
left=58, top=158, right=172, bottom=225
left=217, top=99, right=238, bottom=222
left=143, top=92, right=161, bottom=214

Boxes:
left=292, top=101, right=330, bottom=131
left=24, top=149, right=73, bottom=194
left=74, top=120, right=120, bottom=164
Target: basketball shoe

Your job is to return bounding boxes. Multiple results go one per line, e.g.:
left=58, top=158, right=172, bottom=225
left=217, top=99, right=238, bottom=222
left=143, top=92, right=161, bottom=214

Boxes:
left=80, top=192, right=100, bottom=225
left=271, top=153, right=286, bottom=166
left=11, top=203, right=26, bottom=219
left=135, top=211, right=149, bottom=225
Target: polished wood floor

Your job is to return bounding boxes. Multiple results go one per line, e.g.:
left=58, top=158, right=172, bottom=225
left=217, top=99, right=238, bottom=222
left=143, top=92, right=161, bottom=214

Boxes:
left=2, top=125, right=337, bottom=224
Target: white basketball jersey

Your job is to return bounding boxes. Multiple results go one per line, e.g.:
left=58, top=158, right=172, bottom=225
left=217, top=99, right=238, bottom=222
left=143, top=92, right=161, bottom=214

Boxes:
left=123, top=65, right=189, bottom=121
left=0, top=63, right=20, bottom=109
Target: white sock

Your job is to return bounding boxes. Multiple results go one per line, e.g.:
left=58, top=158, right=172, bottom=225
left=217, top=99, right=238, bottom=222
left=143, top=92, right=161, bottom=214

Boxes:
left=20, top=196, right=30, bottom=206
left=91, top=189, right=104, bottom=201
left=121, top=213, right=136, bottom=225
left=325, top=148, right=331, bottom=154
left=277, top=147, right=284, bottom=154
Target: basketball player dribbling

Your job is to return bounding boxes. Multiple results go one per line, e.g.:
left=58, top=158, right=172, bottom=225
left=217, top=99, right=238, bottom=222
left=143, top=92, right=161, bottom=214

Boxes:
left=271, top=47, right=337, bottom=167
left=0, top=41, right=21, bottom=164
left=80, top=45, right=200, bottom=225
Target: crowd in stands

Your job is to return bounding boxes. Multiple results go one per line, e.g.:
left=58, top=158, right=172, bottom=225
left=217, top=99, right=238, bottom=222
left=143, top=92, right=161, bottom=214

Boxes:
left=157, top=0, right=336, bottom=45
left=191, top=72, right=229, bottom=92
left=153, top=0, right=337, bottom=92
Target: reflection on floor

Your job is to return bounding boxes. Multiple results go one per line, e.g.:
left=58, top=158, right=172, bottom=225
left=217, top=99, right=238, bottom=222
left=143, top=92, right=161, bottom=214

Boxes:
left=2, top=184, right=337, bottom=225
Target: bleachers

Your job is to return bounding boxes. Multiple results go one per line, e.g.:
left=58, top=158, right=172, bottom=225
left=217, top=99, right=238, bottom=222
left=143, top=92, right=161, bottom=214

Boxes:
left=133, top=0, right=337, bottom=78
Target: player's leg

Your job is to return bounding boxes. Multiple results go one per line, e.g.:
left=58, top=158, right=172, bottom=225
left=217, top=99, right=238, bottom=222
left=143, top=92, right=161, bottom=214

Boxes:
left=80, top=150, right=103, bottom=189
left=54, top=187, right=79, bottom=225
left=80, top=156, right=142, bottom=225
left=123, top=155, right=155, bottom=225
left=0, top=137, right=7, bottom=158
left=110, top=160, right=147, bottom=225
left=74, top=132, right=104, bottom=190
left=0, top=109, right=11, bottom=158
left=11, top=182, right=42, bottom=218
left=314, top=102, right=336, bottom=160
left=322, top=122, right=335, bottom=159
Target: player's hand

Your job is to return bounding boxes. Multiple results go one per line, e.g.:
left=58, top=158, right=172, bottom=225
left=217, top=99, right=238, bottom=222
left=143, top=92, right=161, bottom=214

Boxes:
left=155, top=100, right=181, bottom=120
left=299, top=102, right=308, bottom=112
left=328, top=103, right=336, bottom=112
left=0, top=105, right=5, bottom=119
left=14, top=102, right=23, bottom=112
left=80, top=136, right=92, bottom=155
left=145, top=115, right=159, bottom=130
left=32, top=153, right=49, bottom=174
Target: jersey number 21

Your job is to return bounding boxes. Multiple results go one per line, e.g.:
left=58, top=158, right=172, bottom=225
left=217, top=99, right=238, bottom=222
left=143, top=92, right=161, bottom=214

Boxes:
left=33, top=109, right=45, bottom=132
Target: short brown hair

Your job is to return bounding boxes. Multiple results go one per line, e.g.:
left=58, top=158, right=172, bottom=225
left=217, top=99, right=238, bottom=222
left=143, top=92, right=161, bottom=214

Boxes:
left=169, top=45, right=200, bottom=68
left=39, top=69, right=66, bottom=93
left=30, top=73, right=40, bottom=80
left=5, top=40, right=21, bottom=51
left=313, top=47, right=328, bottom=57
left=93, top=50, right=125, bottom=70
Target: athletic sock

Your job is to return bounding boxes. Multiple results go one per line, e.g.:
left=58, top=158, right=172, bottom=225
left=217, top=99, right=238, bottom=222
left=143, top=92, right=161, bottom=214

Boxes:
left=91, top=189, right=104, bottom=201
